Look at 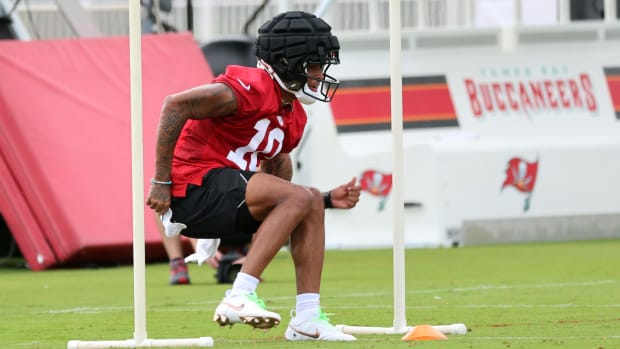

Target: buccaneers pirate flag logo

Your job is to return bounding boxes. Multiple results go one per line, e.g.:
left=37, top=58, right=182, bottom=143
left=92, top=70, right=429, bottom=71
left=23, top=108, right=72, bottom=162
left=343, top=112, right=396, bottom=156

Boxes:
left=360, top=170, right=393, bottom=211
left=501, top=157, right=539, bottom=212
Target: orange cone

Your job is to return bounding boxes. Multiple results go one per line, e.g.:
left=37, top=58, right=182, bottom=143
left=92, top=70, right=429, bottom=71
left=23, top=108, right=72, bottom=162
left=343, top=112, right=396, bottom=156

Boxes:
left=401, top=324, right=448, bottom=341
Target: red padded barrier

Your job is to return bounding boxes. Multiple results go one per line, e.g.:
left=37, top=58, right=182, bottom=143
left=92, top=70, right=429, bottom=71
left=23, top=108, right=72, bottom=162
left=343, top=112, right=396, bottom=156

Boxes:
left=0, top=151, right=57, bottom=270
left=0, top=33, right=214, bottom=269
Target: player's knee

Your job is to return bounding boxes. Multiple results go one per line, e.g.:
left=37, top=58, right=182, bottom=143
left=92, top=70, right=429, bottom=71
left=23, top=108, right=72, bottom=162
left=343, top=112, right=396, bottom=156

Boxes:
left=288, top=186, right=314, bottom=215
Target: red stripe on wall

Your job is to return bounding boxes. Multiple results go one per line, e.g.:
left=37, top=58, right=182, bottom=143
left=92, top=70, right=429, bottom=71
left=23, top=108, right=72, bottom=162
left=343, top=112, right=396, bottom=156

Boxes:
left=330, top=84, right=457, bottom=127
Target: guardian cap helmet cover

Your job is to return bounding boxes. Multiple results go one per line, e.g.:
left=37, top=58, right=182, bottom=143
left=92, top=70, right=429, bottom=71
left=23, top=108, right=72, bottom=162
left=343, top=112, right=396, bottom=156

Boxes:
left=255, top=11, right=340, bottom=104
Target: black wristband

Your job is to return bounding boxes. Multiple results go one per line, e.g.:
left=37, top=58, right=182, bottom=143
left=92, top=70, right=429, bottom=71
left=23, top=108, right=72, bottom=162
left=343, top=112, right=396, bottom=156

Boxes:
left=323, top=191, right=333, bottom=209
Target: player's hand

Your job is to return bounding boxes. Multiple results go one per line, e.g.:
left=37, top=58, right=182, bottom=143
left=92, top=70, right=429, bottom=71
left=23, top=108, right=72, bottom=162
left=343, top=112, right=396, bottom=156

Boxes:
left=328, top=177, right=361, bottom=209
left=146, top=184, right=171, bottom=215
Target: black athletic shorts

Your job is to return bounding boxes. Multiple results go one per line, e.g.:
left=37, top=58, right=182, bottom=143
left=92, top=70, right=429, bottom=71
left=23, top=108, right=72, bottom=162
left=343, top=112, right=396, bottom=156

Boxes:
left=170, top=167, right=261, bottom=239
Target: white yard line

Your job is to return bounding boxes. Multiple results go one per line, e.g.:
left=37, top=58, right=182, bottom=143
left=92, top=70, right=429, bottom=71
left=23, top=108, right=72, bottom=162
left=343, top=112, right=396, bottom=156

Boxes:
left=39, top=279, right=618, bottom=314
left=416, top=279, right=618, bottom=294
left=43, top=306, right=132, bottom=314
left=460, top=303, right=620, bottom=308
left=468, top=336, right=620, bottom=340
left=39, top=302, right=620, bottom=314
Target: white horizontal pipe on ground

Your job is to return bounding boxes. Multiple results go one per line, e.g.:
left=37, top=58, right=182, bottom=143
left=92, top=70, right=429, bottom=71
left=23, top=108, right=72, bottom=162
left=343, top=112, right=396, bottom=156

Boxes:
left=67, top=338, right=214, bottom=348
left=335, top=323, right=468, bottom=335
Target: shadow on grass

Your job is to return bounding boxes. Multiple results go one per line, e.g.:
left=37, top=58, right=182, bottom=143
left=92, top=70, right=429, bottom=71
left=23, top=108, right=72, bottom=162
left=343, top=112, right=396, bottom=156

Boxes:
left=0, top=257, right=29, bottom=270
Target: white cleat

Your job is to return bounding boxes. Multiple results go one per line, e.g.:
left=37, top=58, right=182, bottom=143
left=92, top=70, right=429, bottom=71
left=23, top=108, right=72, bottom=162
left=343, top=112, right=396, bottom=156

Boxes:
left=213, top=292, right=281, bottom=330
left=285, top=310, right=357, bottom=341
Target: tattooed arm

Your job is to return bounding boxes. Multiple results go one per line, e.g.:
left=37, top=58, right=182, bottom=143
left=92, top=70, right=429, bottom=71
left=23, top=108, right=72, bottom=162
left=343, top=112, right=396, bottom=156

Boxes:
left=146, top=83, right=237, bottom=214
left=260, top=153, right=293, bottom=181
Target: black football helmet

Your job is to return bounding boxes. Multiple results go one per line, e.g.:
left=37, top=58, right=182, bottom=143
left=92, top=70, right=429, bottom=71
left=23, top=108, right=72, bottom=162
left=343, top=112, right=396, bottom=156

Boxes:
left=255, top=11, right=340, bottom=104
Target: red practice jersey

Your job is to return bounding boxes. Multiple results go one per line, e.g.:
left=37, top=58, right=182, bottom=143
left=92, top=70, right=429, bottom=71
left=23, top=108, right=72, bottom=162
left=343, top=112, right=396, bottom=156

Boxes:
left=170, top=65, right=307, bottom=197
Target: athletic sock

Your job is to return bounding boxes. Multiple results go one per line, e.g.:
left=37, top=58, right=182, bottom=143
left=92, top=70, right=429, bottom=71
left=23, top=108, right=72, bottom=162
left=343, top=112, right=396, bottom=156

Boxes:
left=170, top=257, right=184, bottom=265
left=293, top=293, right=320, bottom=323
left=229, top=272, right=260, bottom=296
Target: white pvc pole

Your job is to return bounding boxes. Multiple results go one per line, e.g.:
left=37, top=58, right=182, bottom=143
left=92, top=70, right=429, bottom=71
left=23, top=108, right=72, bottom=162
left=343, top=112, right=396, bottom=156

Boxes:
left=334, top=0, right=467, bottom=338
left=68, top=338, right=214, bottom=348
left=336, top=323, right=468, bottom=336
left=129, top=0, right=147, bottom=343
left=388, top=0, right=407, bottom=334
left=329, top=0, right=468, bottom=340
left=67, top=3, right=214, bottom=348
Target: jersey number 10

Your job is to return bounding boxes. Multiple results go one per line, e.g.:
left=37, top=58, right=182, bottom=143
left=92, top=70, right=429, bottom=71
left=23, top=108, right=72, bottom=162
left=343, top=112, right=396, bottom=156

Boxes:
left=226, top=118, right=284, bottom=171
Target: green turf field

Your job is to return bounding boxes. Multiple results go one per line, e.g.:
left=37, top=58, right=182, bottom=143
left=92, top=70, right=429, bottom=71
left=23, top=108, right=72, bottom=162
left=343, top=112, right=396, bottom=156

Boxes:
left=1, top=239, right=619, bottom=349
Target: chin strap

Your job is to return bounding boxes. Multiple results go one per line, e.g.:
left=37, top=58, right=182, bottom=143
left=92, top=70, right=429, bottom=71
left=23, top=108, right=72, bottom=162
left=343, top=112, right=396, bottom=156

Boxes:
left=295, top=88, right=318, bottom=105
left=257, top=59, right=317, bottom=105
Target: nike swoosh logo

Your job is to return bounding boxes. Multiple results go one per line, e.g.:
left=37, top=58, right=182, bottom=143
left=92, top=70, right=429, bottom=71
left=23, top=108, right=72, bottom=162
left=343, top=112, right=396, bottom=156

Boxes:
left=222, top=301, right=245, bottom=311
left=237, top=78, right=251, bottom=91
left=289, top=325, right=320, bottom=339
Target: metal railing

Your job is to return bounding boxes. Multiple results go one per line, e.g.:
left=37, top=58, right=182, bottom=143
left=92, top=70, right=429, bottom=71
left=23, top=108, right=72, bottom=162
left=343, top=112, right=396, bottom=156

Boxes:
left=1, top=0, right=618, bottom=42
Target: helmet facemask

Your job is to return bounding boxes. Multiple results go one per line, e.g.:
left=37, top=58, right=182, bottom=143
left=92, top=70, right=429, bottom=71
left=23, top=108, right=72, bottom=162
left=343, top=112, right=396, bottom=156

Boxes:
left=294, top=59, right=340, bottom=104
left=258, top=57, right=340, bottom=105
